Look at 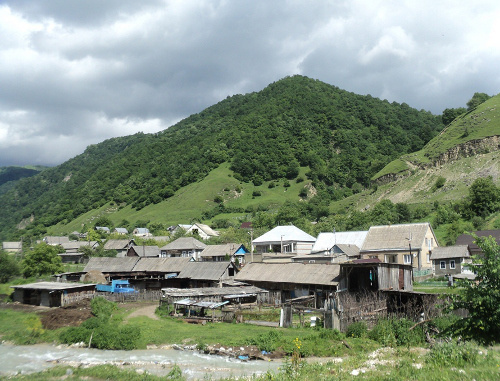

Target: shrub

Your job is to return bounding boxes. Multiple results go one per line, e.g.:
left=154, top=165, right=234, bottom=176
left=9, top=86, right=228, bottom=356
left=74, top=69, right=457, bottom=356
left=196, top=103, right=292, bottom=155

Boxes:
left=252, top=190, right=262, bottom=197
left=90, top=297, right=118, bottom=319
left=369, top=318, right=424, bottom=347
left=426, top=340, right=479, bottom=367
left=369, top=319, right=396, bottom=346
left=346, top=321, right=367, bottom=338
left=245, top=330, right=283, bottom=352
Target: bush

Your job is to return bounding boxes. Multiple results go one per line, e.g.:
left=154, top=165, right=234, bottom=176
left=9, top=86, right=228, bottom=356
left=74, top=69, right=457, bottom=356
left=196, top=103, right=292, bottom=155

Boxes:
left=245, top=330, right=283, bottom=352
left=91, top=297, right=118, bottom=319
left=426, top=340, right=480, bottom=367
left=369, top=318, right=424, bottom=347
left=346, top=321, right=367, bottom=338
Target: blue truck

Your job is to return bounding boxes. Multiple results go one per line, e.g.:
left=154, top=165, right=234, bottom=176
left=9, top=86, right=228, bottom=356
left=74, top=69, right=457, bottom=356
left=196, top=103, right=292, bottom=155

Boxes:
left=96, top=279, right=136, bottom=293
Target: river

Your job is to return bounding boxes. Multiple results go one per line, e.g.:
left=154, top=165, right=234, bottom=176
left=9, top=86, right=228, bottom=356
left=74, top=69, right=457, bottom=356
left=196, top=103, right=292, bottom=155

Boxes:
left=0, top=343, right=282, bottom=379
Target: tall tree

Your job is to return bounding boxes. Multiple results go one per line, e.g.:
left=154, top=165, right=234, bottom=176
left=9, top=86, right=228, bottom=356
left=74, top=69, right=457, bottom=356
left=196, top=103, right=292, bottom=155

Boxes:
left=21, top=243, right=64, bottom=278
left=466, top=92, right=491, bottom=111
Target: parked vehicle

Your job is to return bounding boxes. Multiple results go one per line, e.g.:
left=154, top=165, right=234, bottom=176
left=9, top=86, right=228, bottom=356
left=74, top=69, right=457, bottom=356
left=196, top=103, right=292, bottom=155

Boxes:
left=96, top=279, right=136, bottom=293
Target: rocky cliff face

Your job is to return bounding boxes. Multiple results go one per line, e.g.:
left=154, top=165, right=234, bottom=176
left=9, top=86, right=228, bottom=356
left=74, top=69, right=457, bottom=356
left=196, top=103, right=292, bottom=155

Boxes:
left=432, top=135, right=499, bottom=167
left=374, top=135, right=500, bottom=185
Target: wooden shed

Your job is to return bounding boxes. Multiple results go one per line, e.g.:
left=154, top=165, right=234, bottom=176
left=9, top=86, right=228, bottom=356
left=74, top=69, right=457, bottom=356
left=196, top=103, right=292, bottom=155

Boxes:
left=11, top=282, right=95, bottom=307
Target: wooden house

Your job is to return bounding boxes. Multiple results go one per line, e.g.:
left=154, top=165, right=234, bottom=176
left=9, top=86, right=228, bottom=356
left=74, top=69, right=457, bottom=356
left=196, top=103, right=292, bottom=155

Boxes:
left=176, top=261, right=238, bottom=288
left=11, top=282, right=95, bottom=307
left=235, top=262, right=340, bottom=306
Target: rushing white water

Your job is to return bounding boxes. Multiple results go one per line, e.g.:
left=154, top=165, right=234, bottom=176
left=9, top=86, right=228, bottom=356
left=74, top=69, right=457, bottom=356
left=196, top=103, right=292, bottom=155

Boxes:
left=0, top=343, right=282, bottom=380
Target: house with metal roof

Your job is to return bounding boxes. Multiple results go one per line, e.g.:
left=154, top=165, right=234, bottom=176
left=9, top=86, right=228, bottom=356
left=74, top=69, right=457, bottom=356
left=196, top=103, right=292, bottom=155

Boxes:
left=360, top=223, right=438, bottom=270
left=430, top=245, right=474, bottom=278
left=160, top=237, right=207, bottom=260
left=133, top=227, right=151, bottom=237
left=114, top=227, right=128, bottom=235
left=185, top=223, right=220, bottom=240
left=96, top=226, right=110, bottom=234
left=293, top=230, right=367, bottom=263
left=199, top=243, right=248, bottom=264
left=252, top=225, right=316, bottom=262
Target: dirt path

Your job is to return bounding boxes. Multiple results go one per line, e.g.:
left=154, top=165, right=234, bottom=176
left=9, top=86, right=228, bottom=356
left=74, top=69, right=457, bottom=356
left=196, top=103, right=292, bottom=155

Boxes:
left=125, top=303, right=160, bottom=322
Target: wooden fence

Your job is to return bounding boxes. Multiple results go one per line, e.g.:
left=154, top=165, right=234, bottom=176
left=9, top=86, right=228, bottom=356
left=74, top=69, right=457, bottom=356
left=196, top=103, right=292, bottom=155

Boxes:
left=62, top=290, right=162, bottom=306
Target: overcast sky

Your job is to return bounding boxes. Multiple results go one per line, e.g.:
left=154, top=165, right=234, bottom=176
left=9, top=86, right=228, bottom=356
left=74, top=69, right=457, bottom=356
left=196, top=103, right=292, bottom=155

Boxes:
left=1, top=0, right=499, bottom=167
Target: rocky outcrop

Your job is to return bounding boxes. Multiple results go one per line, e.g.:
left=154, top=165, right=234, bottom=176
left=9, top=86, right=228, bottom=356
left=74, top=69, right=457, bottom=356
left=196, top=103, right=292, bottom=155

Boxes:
left=431, top=136, right=499, bottom=167
left=373, top=135, right=499, bottom=185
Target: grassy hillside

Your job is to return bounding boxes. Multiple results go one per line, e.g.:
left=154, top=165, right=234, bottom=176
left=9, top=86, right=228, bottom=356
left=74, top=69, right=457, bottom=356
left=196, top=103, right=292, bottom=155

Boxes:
left=49, top=163, right=313, bottom=235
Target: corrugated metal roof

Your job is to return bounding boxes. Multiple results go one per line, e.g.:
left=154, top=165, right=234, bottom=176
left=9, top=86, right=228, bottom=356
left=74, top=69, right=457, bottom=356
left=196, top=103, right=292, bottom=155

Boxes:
left=44, top=236, right=70, bottom=245
left=161, top=285, right=266, bottom=297
left=177, top=261, right=234, bottom=281
left=235, top=263, right=340, bottom=286
left=132, top=257, right=191, bottom=272
left=2, top=242, right=22, bottom=250
left=11, top=282, right=95, bottom=291
left=312, top=231, right=367, bottom=253
left=84, top=257, right=139, bottom=272
left=191, top=223, right=219, bottom=237
left=430, top=245, right=470, bottom=260
left=253, top=226, right=316, bottom=244
left=361, top=223, right=433, bottom=251
left=199, top=243, right=242, bottom=258
left=160, top=237, right=207, bottom=251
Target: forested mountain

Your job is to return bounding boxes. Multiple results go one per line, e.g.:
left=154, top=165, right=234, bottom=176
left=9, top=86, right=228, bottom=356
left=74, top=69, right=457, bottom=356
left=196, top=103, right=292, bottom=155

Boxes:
left=0, top=75, right=444, bottom=240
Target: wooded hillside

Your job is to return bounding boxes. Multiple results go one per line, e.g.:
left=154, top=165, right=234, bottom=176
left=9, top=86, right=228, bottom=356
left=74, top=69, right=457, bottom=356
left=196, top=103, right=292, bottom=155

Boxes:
left=0, top=75, right=444, bottom=240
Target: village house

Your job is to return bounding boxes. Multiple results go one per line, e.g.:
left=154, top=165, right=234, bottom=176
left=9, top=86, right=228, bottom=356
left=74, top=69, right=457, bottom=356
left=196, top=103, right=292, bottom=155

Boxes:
left=185, top=223, right=220, bottom=240
left=103, top=239, right=136, bottom=256
left=199, top=243, right=248, bottom=264
left=430, top=245, right=474, bottom=279
left=58, top=240, right=98, bottom=263
left=2, top=241, right=22, bottom=254
left=293, top=230, right=367, bottom=263
left=160, top=237, right=207, bottom=260
left=42, top=236, right=70, bottom=246
left=360, top=222, right=438, bottom=271
left=113, top=227, right=128, bottom=235
left=126, top=245, right=160, bottom=258
left=133, top=227, right=151, bottom=237
left=176, top=261, right=238, bottom=288
left=95, top=226, right=110, bottom=234
left=252, top=225, right=316, bottom=262
left=455, top=229, right=500, bottom=256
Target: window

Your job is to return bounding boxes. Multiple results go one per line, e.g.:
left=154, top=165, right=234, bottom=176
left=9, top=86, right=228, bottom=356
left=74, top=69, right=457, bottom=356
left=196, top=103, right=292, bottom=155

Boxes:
left=426, top=254, right=431, bottom=263
left=404, top=255, right=412, bottom=264
left=440, top=261, right=446, bottom=269
left=450, top=260, right=456, bottom=269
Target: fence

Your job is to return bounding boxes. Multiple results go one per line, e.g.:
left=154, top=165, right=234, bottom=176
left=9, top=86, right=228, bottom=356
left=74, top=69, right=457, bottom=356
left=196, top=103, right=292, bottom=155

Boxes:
left=62, top=290, right=162, bottom=306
